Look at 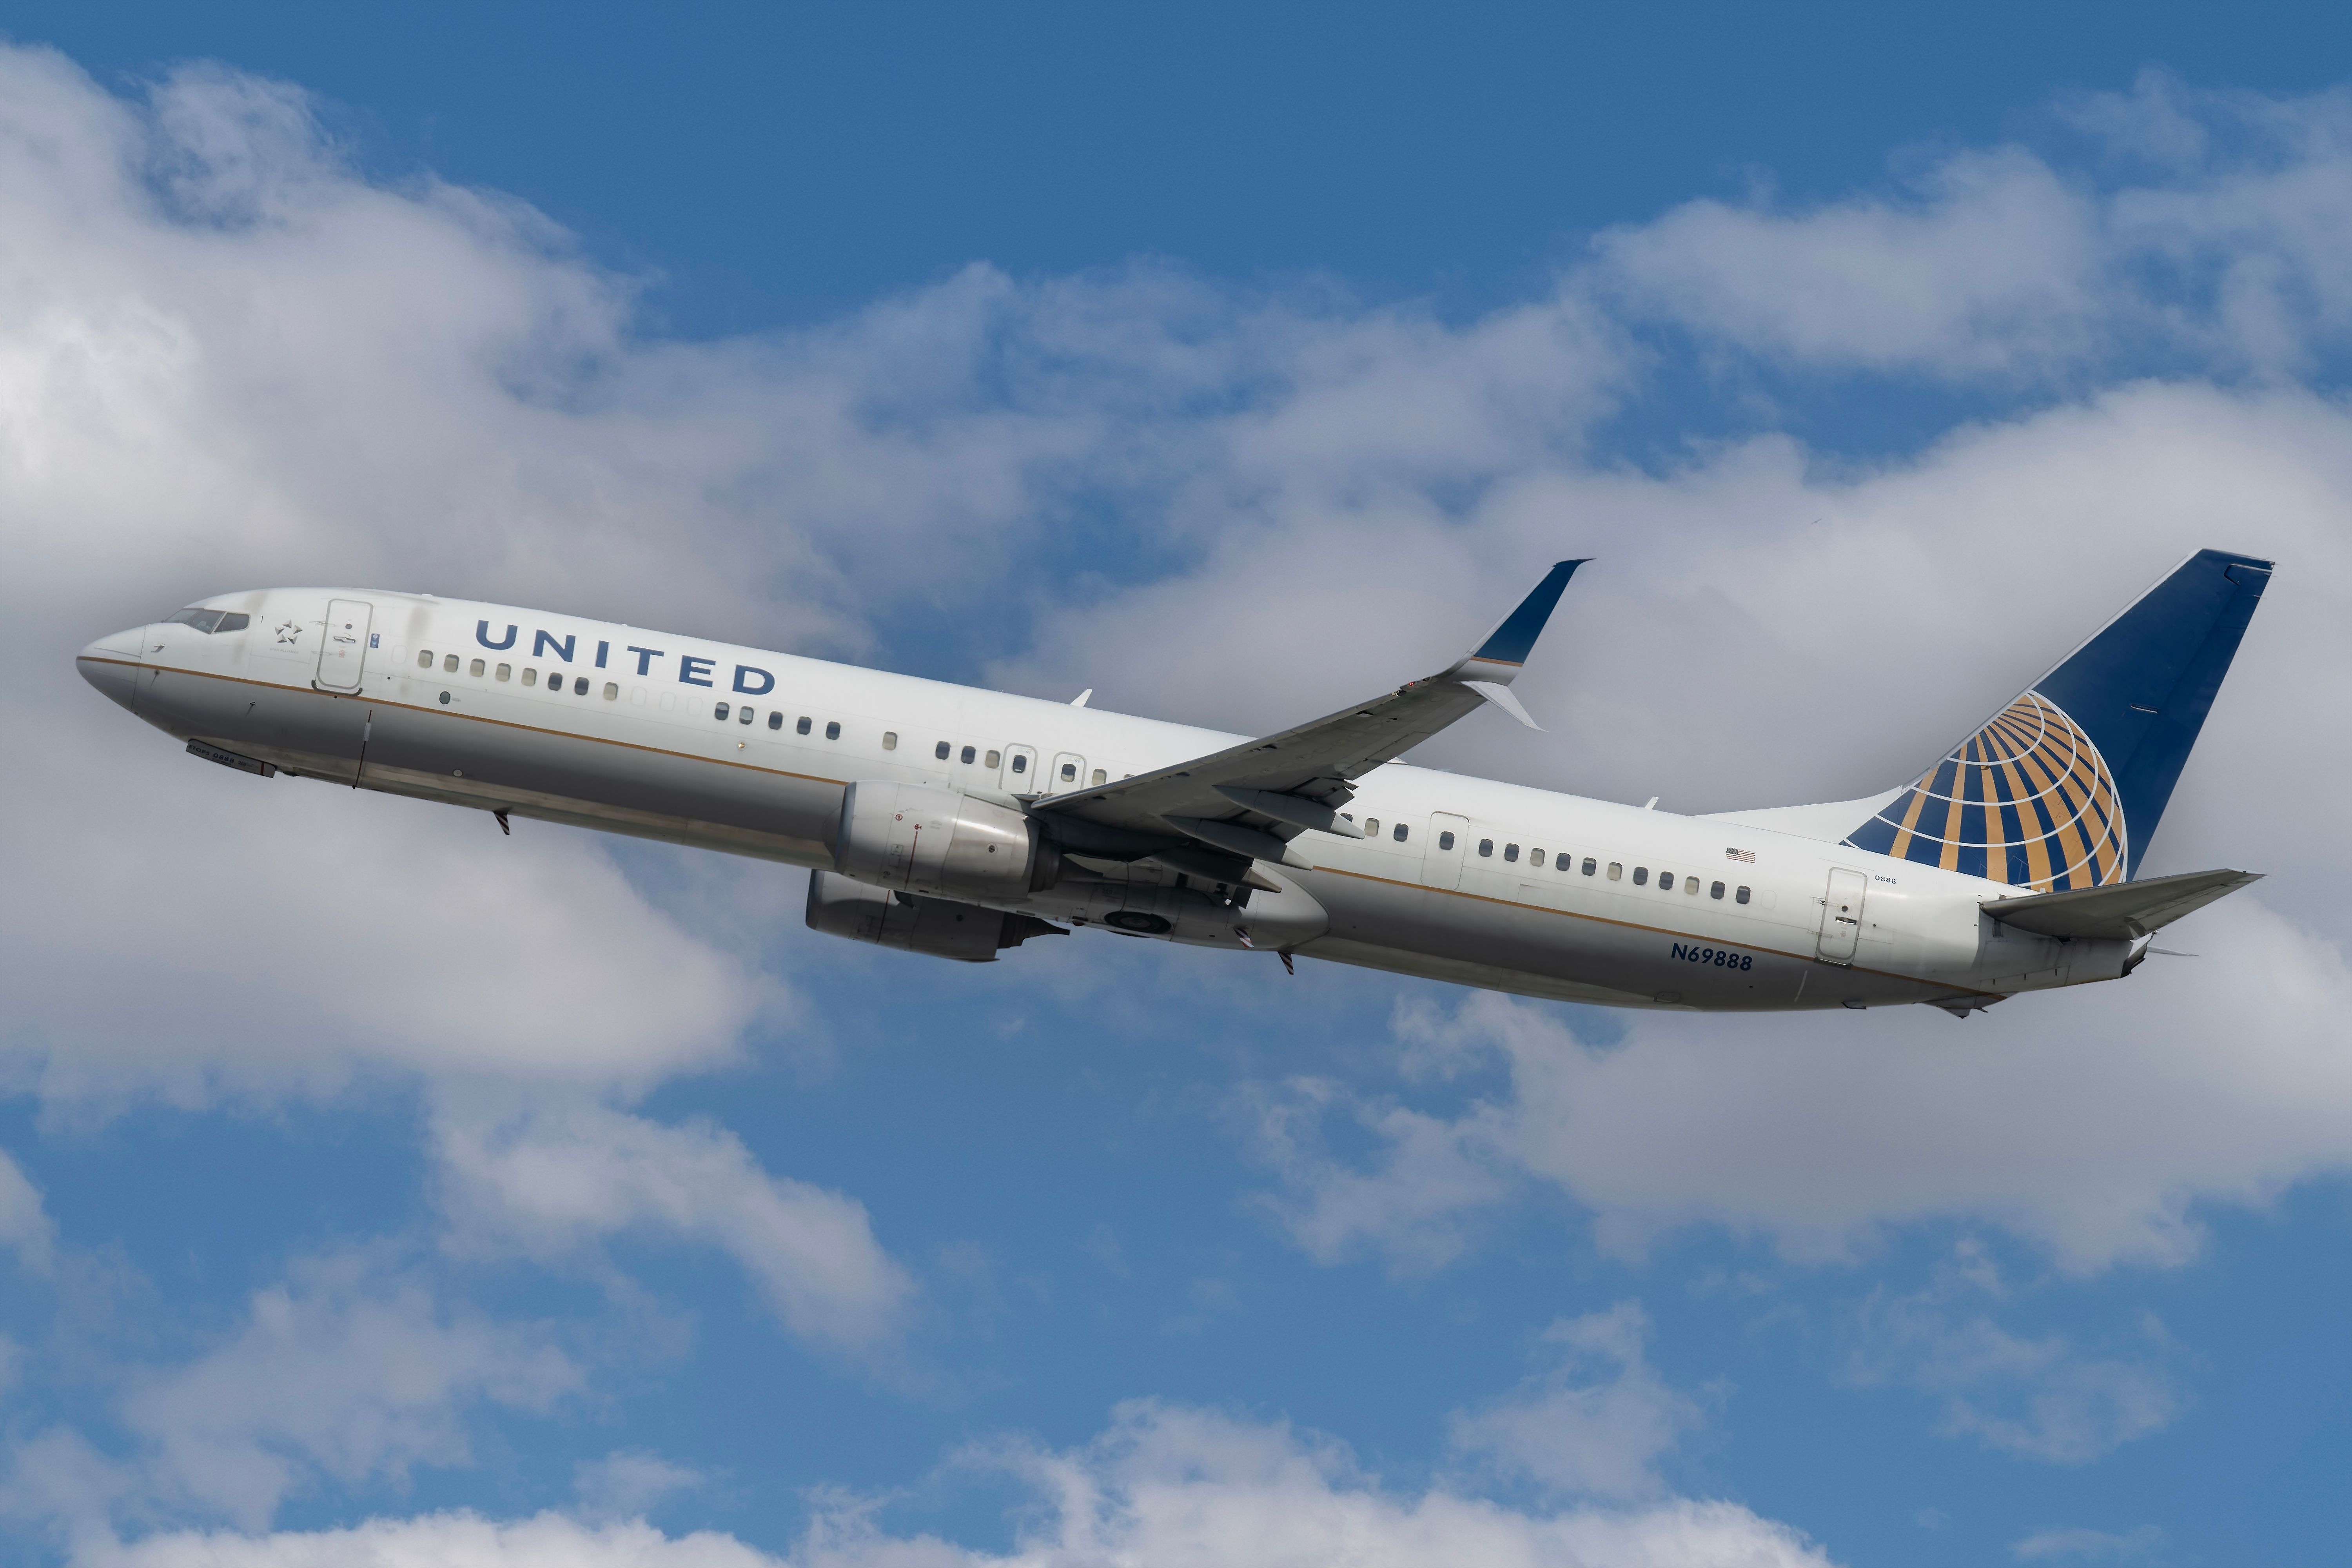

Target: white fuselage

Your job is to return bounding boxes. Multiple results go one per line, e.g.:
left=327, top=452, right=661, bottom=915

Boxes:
left=78, top=588, right=2130, bottom=1013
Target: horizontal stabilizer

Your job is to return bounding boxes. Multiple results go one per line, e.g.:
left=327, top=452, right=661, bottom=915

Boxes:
left=1983, top=867, right=2261, bottom=941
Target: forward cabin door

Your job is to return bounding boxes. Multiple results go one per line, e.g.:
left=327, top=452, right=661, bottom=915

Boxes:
left=1817, top=868, right=1867, bottom=964
left=315, top=599, right=373, bottom=693
left=1423, top=813, right=1470, bottom=890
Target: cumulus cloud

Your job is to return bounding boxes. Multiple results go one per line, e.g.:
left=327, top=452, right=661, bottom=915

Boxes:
left=571, top=1450, right=709, bottom=1524
left=1249, top=889, right=2352, bottom=1275
left=1448, top=1302, right=1704, bottom=1499
left=431, top=1098, right=914, bottom=1357
left=0, top=1146, right=56, bottom=1274
left=114, top=1250, right=582, bottom=1528
left=80, top=1402, right=1835, bottom=1568
left=1836, top=1244, right=2183, bottom=1464
left=2011, top=1522, right=2165, bottom=1560
left=1590, top=71, right=2352, bottom=380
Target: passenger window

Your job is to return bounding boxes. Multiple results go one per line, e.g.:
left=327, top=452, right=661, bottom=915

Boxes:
left=573, top=677, right=589, bottom=696
left=1583, top=857, right=1597, bottom=875
left=1608, top=862, right=1622, bottom=880
left=606, top=683, right=621, bottom=701
left=522, top=668, right=537, bottom=687
left=1478, top=839, right=1494, bottom=857
left=443, top=654, right=459, bottom=673
left=985, top=750, right=1001, bottom=768
left=935, top=740, right=951, bottom=760
left=770, top=712, right=784, bottom=730
left=715, top=702, right=731, bottom=720
left=1092, top=768, right=1107, bottom=785
left=1393, top=823, right=1409, bottom=842
left=469, top=658, right=486, bottom=677
left=737, top=704, right=752, bottom=722
left=1060, top=761, right=1076, bottom=780
left=962, top=745, right=977, bottom=764
left=1366, top=818, right=1381, bottom=837
left=883, top=732, right=898, bottom=750
left=797, top=716, right=812, bottom=735
left=495, top=664, right=511, bottom=681
left=418, top=651, right=434, bottom=668
left=1009, top=751, right=1025, bottom=771
left=826, top=721, right=842, bottom=740
left=1686, top=877, right=1700, bottom=894
left=1633, top=866, right=1648, bottom=886
left=1736, top=886, right=1751, bottom=905
left=1710, top=880, right=1726, bottom=899
left=1504, top=844, right=1519, bottom=863
left=1657, top=872, right=1673, bottom=891
left=1530, top=849, right=1545, bottom=867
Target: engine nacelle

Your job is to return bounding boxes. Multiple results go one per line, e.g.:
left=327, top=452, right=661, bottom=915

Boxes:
left=805, top=871, right=1062, bottom=963
left=834, top=780, right=1062, bottom=901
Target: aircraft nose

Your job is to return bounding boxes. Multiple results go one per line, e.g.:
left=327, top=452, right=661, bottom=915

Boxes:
left=77, top=626, right=147, bottom=712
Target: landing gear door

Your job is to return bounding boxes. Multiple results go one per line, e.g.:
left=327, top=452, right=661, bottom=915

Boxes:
left=1423, top=813, right=1469, bottom=890
left=1000, top=744, right=1037, bottom=793
left=1817, top=868, right=1867, bottom=964
left=315, top=599, right=373, bottom=693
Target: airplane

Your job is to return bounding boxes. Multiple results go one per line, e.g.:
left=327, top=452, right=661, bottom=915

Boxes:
left=75, top=549, right=2269, bottom=1016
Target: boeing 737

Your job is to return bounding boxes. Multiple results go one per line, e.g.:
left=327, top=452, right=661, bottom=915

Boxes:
left=76, top=550, right=2269, bottom=1015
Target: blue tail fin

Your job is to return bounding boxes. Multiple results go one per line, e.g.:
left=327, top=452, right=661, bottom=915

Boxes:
left=1844, top=549, right=2272, bottom=888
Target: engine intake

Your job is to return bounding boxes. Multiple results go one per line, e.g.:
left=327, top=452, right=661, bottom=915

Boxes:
left=805, top=871, right=1063, bottom=963
left=834, top=780, right=1061, bottom=901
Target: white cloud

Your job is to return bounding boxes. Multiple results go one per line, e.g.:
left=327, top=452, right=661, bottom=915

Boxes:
left=1250, top=888, right=2352, bottom=1276
left=431, top=1098, right=914, bottom=1357
left=118, top=1250, right=582, bottom=1528
left=1590, top=72, right=2352, bottom=380
left=1593, top=147, right=2105, bottom=377
left=0, top=1145, right=56, bottom=1273
left=572, top=1450, right=708, bottom=1524
left=2012, top=1523, right=2165, bottom=1561
left=1448, top=1302, right=1703, bottom=1499
left=1837, top=1245, right=2183, bottom=1464
left=81, top=1401, right=1837, bottom=1568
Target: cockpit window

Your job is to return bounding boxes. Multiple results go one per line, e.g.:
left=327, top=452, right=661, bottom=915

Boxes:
left=166, top=609, right=248, bottom=634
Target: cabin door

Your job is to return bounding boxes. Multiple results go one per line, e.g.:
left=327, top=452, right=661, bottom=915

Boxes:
left=1000, top=744, right=1037, bottom=792
left=1422, top=813, right=1470, bottom=890
left=314, top=599, right=373, bottom=693
left=1817, top=868, right=1868, bottom=964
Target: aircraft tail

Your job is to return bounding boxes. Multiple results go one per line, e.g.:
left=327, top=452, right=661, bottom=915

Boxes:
left=1838, top=548, right=2272, bottom=888
left=1714, top=550, right=2272, bottom=888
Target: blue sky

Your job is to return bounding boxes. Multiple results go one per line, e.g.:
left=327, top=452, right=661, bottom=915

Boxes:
left=3, top=8, right=2352, bottom=1567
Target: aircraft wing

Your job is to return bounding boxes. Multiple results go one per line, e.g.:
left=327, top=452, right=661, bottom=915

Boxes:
left=1033, top=561, right=1586, bottom=882
left=1983, top=866, right=2261, bottom=941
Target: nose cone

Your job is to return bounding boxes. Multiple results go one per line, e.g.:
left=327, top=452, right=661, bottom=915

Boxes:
left=77, top=627, right=147, bottom=712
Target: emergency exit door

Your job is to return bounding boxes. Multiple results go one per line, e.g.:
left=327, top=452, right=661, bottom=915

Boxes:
left=1422, top=813, right=1470, bottom=889
left=315, top=599, right=373, bottom=693
left=1817, top=868, right=1868, bottom=964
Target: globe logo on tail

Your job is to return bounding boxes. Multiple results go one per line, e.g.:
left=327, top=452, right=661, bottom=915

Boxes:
left=1846, top=692, right=2126, bottom=890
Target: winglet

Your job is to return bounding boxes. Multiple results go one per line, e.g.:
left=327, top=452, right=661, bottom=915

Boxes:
left=1449, top=559, right=1587, bottom=686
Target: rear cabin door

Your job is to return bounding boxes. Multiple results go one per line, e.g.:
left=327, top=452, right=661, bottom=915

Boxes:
left=1423, top=813, right=1470, bottom=889
left=315, top=599, right=373, bottom=692
left=1817, top=868, right=1868, bottom=964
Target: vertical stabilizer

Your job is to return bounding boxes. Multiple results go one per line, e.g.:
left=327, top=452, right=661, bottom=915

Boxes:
left=1841, top=549, right=2271, bottom=888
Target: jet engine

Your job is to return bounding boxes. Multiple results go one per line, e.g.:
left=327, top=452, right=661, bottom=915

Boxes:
left=805, top=871, right=1063, bottom=963
left=834, top=780, right=1062, bottom=901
